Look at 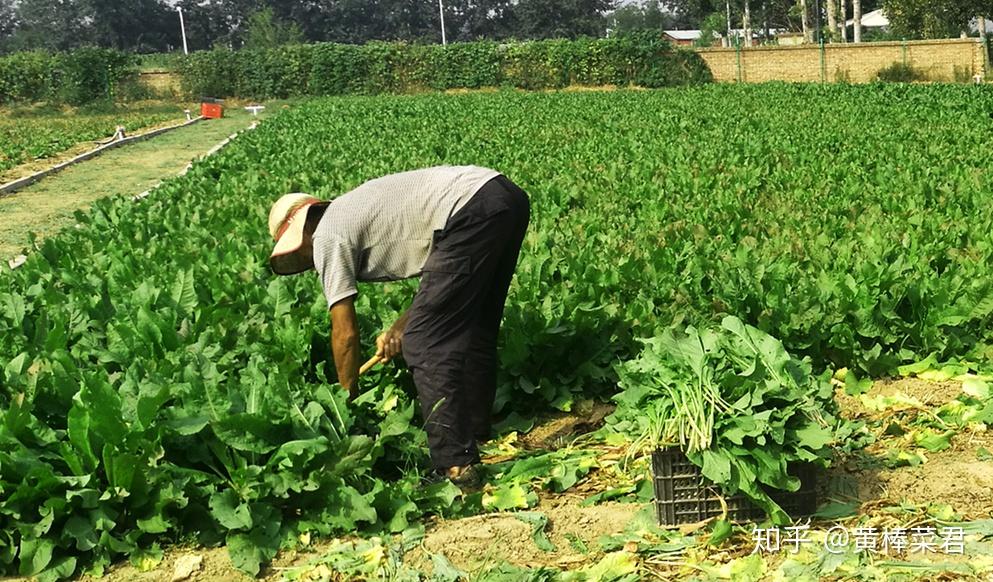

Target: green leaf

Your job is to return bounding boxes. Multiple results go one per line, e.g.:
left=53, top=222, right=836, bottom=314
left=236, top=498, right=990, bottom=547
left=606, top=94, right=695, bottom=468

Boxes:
left=482, top=483, right=536, bottom=511
left=77, top=375, right=126, bottom=445
left=210, top=490, right=253, bottom=531
left=212, top=413, right=284, bottom=453
left=897, top=354, right=938, bottom=376
left=35, top=557, right=77, bottom=582
left=708, top=519, right=733, bottom=546
left=227, top=516, right=281, bottom=576
left=813, top=501, right=859, bottom=519
left=65, top=517, right=98, bottom=552
left=699, top=449, right=731, bottom=483
left=793, top=423, right=834, bottom=450
left=169, top=268, right=198, bottom=318
left=844, top=371, right=872, bottom=396
left=18, top=538, right=54, bottom=576
left=431, top=553, right=466, bottom=582
left=515, top=512, right=556, bottom=552
left=915, top=430, right=954, bottom=452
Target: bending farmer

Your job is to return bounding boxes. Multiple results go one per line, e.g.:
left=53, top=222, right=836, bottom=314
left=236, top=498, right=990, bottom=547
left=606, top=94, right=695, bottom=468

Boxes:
left=267, top=166, right=530, bottom=487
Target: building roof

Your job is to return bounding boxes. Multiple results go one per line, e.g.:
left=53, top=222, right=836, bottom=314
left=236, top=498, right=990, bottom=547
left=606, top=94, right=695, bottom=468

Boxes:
left=842, top=9, right=990, bottom=32
left=663, top=30, right=702, bottom=40
left=969, top=16, right=993, bottom=33
left=846, top=9, right=889, bottom=28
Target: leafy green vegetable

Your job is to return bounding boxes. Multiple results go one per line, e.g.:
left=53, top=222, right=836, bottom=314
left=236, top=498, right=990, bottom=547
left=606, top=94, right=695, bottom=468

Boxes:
left=602, top=317, right=839, bottom=523
left=3, top=83, right=993, bottom=578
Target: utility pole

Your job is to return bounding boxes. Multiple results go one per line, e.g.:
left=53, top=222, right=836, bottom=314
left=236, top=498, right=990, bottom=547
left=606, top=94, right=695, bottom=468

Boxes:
left=438, top=0, right=447, bottom=45
left=178, top=7, right=189, bottom=55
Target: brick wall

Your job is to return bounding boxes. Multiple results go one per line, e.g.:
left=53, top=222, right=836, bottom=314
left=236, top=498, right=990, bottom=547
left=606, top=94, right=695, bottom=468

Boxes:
left=697, top=38, right=988, bottom=83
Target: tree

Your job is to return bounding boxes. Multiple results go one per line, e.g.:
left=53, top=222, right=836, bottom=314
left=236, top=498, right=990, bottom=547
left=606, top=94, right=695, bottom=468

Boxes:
left=852, top=0, right=862, bottom=40
left=0, top=0, right=17, bottom=52
left=244, top=6, right=303, bottom=48
left=444, top=0, right=518, bottom=42
left=610, top=1, right=671, bottom=34
left=661, top=0, right=722, bottom=28
left=12, top=0, right=93, bottom=51
left=88, top=0, right=178, bottom=51
left=694, top=11, right=724, bottom=45
left=826, top=0, right=837, bottom=40
left=797, top=0, right=811, bottom=41
left=883, top=0, right=986, bottom=38
left=514, top=0, right=614, bottom=39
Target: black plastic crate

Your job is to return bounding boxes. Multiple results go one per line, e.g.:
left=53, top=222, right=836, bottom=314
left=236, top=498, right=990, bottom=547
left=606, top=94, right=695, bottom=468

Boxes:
left=651, top=447, right=818, bottom=525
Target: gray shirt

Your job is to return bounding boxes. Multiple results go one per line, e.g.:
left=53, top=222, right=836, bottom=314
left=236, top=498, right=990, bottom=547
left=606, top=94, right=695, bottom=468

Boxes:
left=312, top=165, right=500, bottom=307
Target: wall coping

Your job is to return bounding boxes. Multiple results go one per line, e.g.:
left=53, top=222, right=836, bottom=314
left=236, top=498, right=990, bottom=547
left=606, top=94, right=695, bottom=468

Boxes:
left=695, top=37, right=984, bottom=54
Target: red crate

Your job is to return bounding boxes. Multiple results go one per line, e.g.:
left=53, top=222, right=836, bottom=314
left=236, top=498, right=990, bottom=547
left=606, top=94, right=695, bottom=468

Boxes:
left=201, top=103, right=224, bottom=119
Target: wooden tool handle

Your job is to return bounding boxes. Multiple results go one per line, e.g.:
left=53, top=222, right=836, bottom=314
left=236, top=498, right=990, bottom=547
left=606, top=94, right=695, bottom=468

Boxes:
left=359, top=355, right=382, bottom=376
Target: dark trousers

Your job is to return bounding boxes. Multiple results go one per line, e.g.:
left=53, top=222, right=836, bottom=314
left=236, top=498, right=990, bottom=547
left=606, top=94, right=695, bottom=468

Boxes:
left=402, top=175, right=530, bottom=469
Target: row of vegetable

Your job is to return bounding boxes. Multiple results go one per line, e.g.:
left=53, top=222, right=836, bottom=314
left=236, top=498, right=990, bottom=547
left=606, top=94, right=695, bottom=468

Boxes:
left=1, top=83, right=992, bottom=578
left=0, top=105, right=182, bottom=176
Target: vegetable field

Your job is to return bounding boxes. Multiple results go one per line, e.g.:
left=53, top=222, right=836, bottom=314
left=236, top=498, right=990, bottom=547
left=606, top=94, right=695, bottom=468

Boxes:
left=0, top=105, right=183, bottom=177
left=2, top=84, right=993, bottom=581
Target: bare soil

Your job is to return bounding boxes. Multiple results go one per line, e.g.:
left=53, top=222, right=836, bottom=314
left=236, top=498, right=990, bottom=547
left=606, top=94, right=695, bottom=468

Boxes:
left=405, top=500, right=641, bottom=574
left=518, top=401, right=614, bottom=450
left=828, top=376, right=993, bottom=520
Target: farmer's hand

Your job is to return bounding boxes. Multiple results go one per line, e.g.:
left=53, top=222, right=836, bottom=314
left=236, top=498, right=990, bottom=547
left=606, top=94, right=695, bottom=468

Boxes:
left=375, top=327, right=404, bottom=361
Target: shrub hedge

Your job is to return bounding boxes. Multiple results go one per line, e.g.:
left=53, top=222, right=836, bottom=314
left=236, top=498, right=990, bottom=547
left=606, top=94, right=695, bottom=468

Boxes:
left=179, top=33, right=713, bottom=99
left=0, top=48, right=138, bottom=105
left=0, top=36, right=712, bottom=105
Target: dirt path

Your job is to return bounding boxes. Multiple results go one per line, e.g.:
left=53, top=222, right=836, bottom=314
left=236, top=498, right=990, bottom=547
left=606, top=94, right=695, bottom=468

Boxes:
left=0, top=108, right=270, bottom=260
left=57, top=499, right=644, bottom=582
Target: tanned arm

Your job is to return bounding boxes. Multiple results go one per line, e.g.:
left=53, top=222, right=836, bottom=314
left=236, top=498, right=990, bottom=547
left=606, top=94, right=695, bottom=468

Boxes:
left=329, top=296, right=361, bottom=399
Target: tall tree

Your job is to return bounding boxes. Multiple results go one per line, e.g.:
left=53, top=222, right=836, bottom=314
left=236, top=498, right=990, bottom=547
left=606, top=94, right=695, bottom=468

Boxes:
left=852, top=0, right=861, bottom=40
left=661, top=0, right=722, bottom=28
left=610, top=1, right=671, bottom=34
left=89, top=0, right=178, bottom=51
left=513, top=0, right=613, bottom=39
left=799, top=0, right=811, bottom=41
left=839, top=0, right=847, bottom=41
left=13, top=0, right=93, bottom=51
left=742, top=0, right=751, bottom=44
left=826, top=0, right=837, bottom=39
left=883, top=0, right=986, bottom=38
left=444, top=0, right=517, bottom=41
left=0, top=0, right=17, bottom=52
left=243, top=6, right=303, bottom=48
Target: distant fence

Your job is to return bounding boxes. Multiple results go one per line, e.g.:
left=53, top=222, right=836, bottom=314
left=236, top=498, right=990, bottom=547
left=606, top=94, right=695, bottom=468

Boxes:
left=697, top=38, right=988, bottom=83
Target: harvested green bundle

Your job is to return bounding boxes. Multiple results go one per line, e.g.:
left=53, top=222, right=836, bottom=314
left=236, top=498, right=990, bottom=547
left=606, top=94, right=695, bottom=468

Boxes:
left=603, top=316, right=838, bottom=523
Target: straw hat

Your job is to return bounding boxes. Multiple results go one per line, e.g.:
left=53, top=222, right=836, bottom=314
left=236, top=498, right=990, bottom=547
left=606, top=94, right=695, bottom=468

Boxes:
left=268, top=193, right=322, bottom=275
